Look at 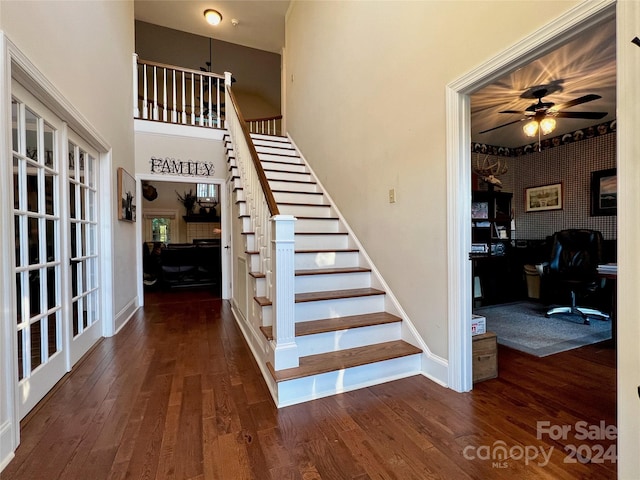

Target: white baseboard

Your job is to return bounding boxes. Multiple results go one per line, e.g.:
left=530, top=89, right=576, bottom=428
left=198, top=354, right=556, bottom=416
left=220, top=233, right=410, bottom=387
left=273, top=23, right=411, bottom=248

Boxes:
left=0, top=420, right=16, bottom=473
left=113, top=297, right=139, bottom=335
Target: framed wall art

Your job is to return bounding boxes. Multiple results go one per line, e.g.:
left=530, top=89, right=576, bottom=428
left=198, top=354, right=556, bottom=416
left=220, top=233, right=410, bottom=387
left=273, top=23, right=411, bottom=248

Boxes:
left=590, top=168, right=616, bottom=216
left=117, top=167, right=136, bottom=222
left=525, top=183, right=563, bottom=212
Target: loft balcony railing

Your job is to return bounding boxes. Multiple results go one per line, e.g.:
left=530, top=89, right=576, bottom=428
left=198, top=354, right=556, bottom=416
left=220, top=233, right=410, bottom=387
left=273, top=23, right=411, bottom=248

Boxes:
left=133, top=54, right=283, bottom=135
left=133, top=54, right=225, bottom=128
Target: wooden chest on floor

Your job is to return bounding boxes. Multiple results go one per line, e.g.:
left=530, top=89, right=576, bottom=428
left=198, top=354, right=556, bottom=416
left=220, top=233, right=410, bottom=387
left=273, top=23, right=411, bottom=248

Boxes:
left=472, top=331, right=498, bottom=383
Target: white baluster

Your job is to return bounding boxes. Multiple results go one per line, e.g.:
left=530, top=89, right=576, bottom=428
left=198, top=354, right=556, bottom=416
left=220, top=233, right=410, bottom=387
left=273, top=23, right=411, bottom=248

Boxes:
left=199, top=74, right=204, bottom=126
left=181, top=71, right=186, bottom=124
left=132, top=54, right=140, bottom=118
left=207, top=77, right=213, bottom=127
left=172, top=69, right=177, bottom=123
left=142, top=65, right=148, bottom=119
left=216, top=78, right=221, bottom=127
left=152, top=66, right=158, bottom=120
left=191, top=73, right=196, bottom=125
left=162, top=67, right=167, bottom=122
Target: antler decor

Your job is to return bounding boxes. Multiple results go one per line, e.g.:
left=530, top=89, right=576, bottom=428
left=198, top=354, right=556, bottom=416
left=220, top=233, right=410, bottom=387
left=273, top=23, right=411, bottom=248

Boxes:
left=473, top=154, right=508, bottom=187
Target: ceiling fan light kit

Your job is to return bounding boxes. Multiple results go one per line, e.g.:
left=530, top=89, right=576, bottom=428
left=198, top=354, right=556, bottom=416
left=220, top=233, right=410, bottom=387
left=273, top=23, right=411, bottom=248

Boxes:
left=481, top=84, right=607, bottom=142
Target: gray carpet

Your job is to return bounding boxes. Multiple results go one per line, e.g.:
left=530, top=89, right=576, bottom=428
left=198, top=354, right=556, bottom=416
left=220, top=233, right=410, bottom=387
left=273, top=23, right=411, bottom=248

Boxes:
left=473, top=301, right=612, bottom=357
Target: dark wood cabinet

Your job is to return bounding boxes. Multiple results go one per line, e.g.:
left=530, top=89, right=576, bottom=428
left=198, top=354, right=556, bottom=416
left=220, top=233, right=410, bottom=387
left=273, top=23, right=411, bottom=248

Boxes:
left=471, top=187, right=512, bottom=256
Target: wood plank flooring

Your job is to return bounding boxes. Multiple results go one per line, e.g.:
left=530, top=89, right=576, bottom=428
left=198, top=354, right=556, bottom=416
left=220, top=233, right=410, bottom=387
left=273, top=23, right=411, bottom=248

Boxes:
left=3, top=289, right=616, bottom=479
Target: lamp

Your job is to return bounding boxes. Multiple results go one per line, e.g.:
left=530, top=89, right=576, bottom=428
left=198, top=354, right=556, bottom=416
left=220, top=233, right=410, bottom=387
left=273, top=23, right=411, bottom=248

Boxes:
left=539, top=117, right=556, bottom=135
left=523, top=120, right=539, bottom=137
left=522, top=117, right=556, bottom=137
left=204, top=9, right=223, bottom=26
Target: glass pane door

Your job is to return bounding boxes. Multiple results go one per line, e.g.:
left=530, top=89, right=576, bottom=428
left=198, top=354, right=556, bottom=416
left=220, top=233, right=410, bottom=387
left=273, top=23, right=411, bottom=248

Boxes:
left=11, top=92, right=66, bottom=417
left=67, top=135, right=101, bottom=365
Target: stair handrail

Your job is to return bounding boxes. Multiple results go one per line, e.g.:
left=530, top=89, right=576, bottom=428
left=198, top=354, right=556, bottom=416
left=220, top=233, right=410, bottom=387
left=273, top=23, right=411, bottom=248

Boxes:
left=225, top=85, right=279, bottom=216
left=225, top=73, right=299, bottom=370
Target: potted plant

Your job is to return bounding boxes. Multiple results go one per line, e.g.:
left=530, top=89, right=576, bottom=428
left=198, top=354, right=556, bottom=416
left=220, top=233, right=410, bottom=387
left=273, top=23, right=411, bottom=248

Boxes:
left=176, top=189, right=197, bottom=216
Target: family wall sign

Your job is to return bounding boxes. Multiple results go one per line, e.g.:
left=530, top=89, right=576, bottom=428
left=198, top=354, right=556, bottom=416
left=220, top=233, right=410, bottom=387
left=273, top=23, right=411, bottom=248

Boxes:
left=149, top=156, right=216, bottom=177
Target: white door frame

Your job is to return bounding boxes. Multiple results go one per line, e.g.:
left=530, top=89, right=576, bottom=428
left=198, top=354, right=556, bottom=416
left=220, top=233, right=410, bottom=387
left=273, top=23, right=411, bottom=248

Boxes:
left=1, top=34, right=113, bottom=465
left=445, top=1, right=616, bottom=391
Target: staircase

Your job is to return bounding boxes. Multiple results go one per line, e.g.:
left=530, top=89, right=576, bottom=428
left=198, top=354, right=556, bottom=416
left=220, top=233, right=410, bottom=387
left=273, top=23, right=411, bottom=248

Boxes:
left=225, top=132, right=423, bottom=407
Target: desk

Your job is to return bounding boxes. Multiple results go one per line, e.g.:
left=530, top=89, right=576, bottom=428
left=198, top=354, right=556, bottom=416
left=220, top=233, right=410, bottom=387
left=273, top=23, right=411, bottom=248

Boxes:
left=598, top=270, right=617, bottom=346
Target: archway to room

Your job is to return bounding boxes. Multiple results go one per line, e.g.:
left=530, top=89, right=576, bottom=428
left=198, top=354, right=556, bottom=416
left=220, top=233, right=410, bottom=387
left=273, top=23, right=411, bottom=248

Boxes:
left=136, top=176, right=228, bottom=306
left=446, top=1, right=617, bottom=393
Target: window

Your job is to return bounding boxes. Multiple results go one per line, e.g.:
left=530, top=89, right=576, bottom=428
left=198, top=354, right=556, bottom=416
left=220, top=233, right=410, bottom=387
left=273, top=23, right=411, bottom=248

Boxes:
left=143, top=209, right=178, bottom=243
left=151, top=217, right=171, bottom=243
left=196, top=183, right=218, bottom=202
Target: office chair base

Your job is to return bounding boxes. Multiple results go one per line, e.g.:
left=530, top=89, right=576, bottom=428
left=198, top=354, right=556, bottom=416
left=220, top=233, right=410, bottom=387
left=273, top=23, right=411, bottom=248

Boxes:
left=545, top=306, right=610, bottom=325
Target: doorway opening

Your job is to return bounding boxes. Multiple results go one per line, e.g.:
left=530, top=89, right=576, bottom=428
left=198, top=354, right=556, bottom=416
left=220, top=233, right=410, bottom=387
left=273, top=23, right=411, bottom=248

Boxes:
left=446, top=1, right=616, bottom=392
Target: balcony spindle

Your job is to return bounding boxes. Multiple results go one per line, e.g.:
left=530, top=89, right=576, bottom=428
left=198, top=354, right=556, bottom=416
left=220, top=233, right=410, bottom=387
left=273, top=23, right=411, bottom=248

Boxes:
left=172, top=69, right=177, bottom=123
left=181, top=71, right=186, bottom=124
left=190, top=73, right=196, bottom=125
left=142, top=65, right=149, bottom=119
left=162, top=68, right=167, bottom=122
left=152, top=66, right=158, bottom=120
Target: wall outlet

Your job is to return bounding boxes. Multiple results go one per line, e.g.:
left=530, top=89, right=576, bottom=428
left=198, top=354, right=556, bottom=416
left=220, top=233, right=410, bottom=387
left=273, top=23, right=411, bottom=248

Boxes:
left=388, top=188, right=396, bottom=203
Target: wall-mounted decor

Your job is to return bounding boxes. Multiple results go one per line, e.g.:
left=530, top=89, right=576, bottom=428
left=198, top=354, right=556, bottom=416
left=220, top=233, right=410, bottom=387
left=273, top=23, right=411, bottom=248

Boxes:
left=525, top=183, right=563, bottom=212
left=590, top=168, right=617, bottom=216
left=117, top=167, right=136, bottom=222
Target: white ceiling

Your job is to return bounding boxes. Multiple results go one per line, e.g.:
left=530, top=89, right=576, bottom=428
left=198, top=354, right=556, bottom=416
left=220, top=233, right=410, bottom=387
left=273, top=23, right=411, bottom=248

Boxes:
left=471, top=19, right=616, bottom=148
left=133, top=3, right=616, bottom=149
left=134, top=0, right=290, bottom=54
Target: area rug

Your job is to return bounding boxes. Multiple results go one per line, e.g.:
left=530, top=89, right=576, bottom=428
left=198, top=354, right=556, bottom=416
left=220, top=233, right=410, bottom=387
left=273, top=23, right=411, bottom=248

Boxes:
left=473, top=301, right=612, bottom=357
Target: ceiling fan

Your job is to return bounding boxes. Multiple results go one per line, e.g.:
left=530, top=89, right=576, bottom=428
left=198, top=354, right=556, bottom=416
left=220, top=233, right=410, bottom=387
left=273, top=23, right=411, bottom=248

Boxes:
left=479, top=86, right=607, bottom=136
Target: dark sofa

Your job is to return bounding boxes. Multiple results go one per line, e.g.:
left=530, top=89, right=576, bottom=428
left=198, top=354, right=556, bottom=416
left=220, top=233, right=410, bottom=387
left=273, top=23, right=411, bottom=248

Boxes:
left=143, top=241, right=221, bottom=290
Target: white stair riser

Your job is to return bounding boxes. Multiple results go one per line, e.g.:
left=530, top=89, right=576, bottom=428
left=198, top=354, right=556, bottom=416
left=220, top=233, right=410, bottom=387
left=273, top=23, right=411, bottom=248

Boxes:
left=275, top=355, right=421, bottom=407
left=258, top=154, right=303, bottom=165
left=260, top=161, right=307, bottom=173
left=295, top=234, right=349, bottom=250
left=234, top=189, right=245, bottom=202
left=295, top=218, right=340, bottom=233
left=295, top=251, right=360, bottom=269
left=230, top=166, right=239, bottom=177
left=265, top=170, right=312, bottom=182
left=243, top=234, right=255, bottom=251
left=251, top=276, right=266, bottom=297
left=240, top=217, right=252, bottom=231
left=253, top=138, right=292, bottom=149
left=295, top=271, right=371, bottom=293
left=278, top=204, right=333, bottom=217
left=247, top=252, right=261, bottom=272
left=295, top=322, right=401, bottom=357
left=273, top=191, right=325, bottom=204
left=255, top=146, right=299, bottom=157
left=268, top=180, right=319, bottom=193
left=295, top=295, right=385, bottom=322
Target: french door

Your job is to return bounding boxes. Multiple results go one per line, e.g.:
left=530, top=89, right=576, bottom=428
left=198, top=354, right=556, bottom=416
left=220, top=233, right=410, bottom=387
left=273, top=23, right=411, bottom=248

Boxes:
left=12, top=82, right=102, bottom=418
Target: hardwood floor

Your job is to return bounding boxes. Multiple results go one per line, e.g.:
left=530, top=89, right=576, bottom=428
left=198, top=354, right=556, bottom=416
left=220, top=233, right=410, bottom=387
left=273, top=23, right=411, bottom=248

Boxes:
left=4, top=289, right=616, bottom=479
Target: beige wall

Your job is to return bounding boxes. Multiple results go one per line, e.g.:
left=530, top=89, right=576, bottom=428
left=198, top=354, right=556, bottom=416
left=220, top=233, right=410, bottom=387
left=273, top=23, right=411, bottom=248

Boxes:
left=1, top=0, right=136, bottom=320
left=135, top=20, right=281, bottom=119
left=284, top=0, right=581, bottom=359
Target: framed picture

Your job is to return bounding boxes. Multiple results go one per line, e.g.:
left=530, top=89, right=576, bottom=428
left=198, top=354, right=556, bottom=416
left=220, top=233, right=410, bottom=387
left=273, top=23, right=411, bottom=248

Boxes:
left=590, top=168, right=617, bottom=216
left=471, top=201, right=489, bottom=219
left=117, top=167, right=136, bottom=222
left=525, top=183, right=563, bottom=212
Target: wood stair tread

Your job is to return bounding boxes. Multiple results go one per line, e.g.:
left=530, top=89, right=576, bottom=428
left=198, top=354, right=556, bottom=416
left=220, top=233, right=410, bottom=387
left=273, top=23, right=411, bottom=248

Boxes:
left=260, top=311, right=400, bottom=340
left=295, top=266, right=370, bottom=276
left=254, top=287, right=384, bottom=307
left=267, top=340, right=421, bottom=382
left=295, top=231, right=347, bottom=236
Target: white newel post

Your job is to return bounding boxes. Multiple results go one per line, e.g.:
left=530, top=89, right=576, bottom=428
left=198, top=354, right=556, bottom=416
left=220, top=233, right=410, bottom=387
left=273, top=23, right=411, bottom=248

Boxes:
left=271, top=214, right=299, bottom=369
left=132, top=53, right=139, bottom=118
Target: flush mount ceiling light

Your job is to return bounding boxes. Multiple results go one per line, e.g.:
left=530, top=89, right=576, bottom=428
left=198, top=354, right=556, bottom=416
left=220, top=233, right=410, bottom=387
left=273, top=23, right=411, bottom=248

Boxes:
left=204, top=9, right=223, bottom=26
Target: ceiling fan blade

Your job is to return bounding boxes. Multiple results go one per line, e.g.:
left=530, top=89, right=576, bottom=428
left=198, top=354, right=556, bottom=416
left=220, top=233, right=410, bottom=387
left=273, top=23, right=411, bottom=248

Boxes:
left=499, top=110, right=528, bottom=115
left=550, top=94, right=601, bottom=112
left=478, top=118, right=524, bottom=134
left=553, top=111, right=608, bottom=119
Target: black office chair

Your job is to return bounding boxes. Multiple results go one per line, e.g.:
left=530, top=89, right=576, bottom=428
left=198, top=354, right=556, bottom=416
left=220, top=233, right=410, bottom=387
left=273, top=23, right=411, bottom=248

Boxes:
left=543, top=229, right=610, bottom=325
